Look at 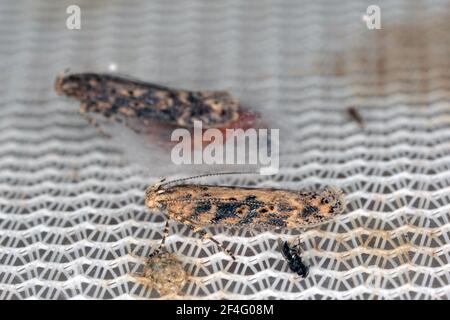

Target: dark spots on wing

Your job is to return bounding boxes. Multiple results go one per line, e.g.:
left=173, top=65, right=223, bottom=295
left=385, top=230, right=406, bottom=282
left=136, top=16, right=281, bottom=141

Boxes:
left=237, top=199, right=265, bottom=225
left=228, top=197, right=237, bottom=201
left=178, top=193, right=192, bottom=201
left=187, top=92, right=197, bottom=103
left=113, top=97, right=128, bottom=107
left=238, top=210, right=258, bottom=225
left=301, top=205, right=318, bottom=218
left=190, top=104, right=211, bottom=117
left=211, top=203, right=240, bottom=224
left=245, top=195, right=257, bottom=202
left=330, top=200, right=342, bottom=214
left=195, top=202, right=211, bottom=215
left=259, top=208, right=268, bottom=214
left=276, top=202, right=293, bottom=212
left=321, top=197, right=330, bottom=205
left=266, top=218, right=287, bottom=227
left=202, top=193, right=212, bottom=197
left=143, top=96, right=157, bottom=105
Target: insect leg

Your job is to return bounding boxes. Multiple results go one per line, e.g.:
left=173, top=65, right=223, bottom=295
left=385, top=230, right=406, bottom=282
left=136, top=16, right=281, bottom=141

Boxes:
left=166, top=211, right=236, bottom=260
left=107, top=114, right=143, bottom=135
left=149, top=219, right=170, bottom=258
left=289, top=236, right=306, bottom=252
left=79, top=109, right=111, bottom=138
left=279, top=237, right=309, bottom=278
left=187, top=224, right=236, bottom=260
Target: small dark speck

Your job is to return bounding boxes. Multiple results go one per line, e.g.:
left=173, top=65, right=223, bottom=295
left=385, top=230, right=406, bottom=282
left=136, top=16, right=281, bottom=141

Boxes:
left=347, top=106, right=364, bottom=128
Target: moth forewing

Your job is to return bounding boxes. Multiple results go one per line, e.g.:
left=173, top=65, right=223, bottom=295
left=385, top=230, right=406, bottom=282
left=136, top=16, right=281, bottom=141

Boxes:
left=55, top=72, right=240, bottom=128
left=145, top=183, right=345, bottom=229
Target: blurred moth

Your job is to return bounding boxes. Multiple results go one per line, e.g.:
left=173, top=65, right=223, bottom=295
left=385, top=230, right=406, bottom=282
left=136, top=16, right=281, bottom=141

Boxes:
left=55, top=72, right=258, bottom=134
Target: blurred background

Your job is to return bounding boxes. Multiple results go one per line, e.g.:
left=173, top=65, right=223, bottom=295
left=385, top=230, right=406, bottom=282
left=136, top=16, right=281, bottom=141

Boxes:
left=0, top=0, right=449, bottom=299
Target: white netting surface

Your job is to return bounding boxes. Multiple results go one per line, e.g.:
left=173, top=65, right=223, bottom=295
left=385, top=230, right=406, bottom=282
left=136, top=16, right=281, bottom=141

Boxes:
left=0, top=0, right=450, bottom=299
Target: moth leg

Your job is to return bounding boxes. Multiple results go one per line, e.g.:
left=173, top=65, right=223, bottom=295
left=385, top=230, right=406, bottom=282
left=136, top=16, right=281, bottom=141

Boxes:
left=149, top=219, right=170, bottom=258
left=107, top=114, right=143, bottom=135
left=122, top=117, right=142, bottom=135
left=166, top=211, right=236, bottom=260
left=190, top=225, right=236, bottom=261
left=79, top=109, right=111, bottom=138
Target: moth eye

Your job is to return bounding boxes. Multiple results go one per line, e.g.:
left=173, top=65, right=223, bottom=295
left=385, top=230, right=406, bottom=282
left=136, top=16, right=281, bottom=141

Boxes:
left=128, top=90, right=134, bottom=96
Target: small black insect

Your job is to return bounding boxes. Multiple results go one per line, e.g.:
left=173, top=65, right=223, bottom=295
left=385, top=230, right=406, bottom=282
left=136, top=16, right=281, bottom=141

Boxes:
left=346, top=106, right=364, bottom=128
left=280, top=239, right=309, bottom=278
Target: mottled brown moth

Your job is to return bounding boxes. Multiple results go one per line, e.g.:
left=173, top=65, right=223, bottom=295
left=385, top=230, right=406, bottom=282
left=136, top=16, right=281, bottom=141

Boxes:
left=55, top=72, right=242, bottom=129
left=145, top=172, right=346, bottom=276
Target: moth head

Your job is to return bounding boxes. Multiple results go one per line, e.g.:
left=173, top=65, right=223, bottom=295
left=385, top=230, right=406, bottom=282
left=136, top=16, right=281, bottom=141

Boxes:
left=55, top=73, right=83, bottom=97
left=145, top=179, right=167, bottom=209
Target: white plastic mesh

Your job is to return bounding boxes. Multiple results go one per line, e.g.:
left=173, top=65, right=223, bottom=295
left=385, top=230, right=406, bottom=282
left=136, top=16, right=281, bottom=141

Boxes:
left=0, top=0, right=450, bottom=299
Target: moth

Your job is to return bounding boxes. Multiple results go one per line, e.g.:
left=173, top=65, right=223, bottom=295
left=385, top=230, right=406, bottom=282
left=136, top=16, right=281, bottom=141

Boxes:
left=55, top=72, right=240, bottom=129
left=145, top=172, right=346, bottom=276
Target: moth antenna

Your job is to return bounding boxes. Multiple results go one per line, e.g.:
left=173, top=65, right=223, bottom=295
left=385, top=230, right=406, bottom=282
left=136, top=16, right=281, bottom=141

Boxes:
left=160, top=171, right=257, bottom=188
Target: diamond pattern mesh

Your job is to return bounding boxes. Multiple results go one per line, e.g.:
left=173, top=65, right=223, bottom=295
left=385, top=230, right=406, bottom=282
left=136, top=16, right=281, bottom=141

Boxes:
left=0, top=0, right=449, bottom=299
